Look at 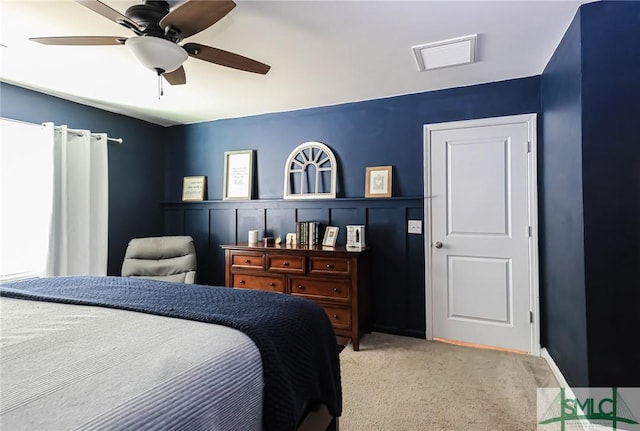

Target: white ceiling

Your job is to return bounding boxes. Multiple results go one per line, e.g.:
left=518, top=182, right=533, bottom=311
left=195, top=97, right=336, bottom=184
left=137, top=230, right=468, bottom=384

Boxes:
left=0, top=0, right=588, bottom=127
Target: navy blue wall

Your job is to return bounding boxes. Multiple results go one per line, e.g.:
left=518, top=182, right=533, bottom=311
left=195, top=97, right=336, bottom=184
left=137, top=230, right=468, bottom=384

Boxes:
left=540, top=1, right=640, bottom=386
left=0, top=83, right=166, bottom=276
left=163, top=77, right=541, bottom=337
left=580, top=1, right=640, bottom=386
left=540, top=10, right=590, bottom=386
left=165, top=77, right=540, bottom=202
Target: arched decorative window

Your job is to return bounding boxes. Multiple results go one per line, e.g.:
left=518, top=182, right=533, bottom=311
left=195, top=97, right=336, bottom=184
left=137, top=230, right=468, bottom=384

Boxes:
left=284, top=142, right=337, bottom=199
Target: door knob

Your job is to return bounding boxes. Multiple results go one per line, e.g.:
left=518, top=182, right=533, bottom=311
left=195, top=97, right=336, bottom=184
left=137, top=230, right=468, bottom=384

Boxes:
left=434, top=241, right=443, bottom=249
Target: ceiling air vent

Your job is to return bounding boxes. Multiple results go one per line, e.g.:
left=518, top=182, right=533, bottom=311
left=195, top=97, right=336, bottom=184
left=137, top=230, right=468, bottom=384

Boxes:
left=412, top=34, right=477, bottom=72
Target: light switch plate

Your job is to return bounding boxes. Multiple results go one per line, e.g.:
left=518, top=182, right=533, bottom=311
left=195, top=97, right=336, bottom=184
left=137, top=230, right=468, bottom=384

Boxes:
left=408, top=220, right=422, bottom=234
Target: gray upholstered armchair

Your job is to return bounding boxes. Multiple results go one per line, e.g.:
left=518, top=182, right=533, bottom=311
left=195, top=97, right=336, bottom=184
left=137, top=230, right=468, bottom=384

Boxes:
left=121, top=236, right=197, bottom=284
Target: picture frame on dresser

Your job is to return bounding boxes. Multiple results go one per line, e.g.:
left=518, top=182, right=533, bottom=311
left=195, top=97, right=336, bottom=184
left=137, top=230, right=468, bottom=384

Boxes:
left=223, top=150, right=254, bottom=200
left=322, top=226, right=339, bottom=247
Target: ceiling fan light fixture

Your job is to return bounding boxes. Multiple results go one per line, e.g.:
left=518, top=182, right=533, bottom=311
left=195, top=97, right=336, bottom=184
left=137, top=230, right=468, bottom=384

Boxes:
left=125, top=36, right=188, bottom=73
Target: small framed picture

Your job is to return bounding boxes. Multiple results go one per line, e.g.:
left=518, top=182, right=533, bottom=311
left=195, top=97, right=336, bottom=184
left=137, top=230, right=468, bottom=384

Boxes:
left=365, top=165, right=392, bottom=198
left=322, top=226, right=339, bottom=247
left=223, top=150, right=254, bottom=200
left=182, top=176, right=207, bottom=201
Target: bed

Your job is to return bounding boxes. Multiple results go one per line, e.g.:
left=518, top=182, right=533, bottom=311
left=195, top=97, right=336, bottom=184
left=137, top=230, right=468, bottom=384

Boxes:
left=0, top=276, right=341, bottom=431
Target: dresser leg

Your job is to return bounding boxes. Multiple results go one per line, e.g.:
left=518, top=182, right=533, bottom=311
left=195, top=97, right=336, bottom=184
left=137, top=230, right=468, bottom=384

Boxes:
left=328, top=416, right=339, bottom=431
left=351, top=336, right=359, bottom=351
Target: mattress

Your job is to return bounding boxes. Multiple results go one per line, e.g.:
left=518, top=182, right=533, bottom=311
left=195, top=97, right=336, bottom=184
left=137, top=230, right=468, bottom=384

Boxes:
left=0, top=297, right=264, bottom=430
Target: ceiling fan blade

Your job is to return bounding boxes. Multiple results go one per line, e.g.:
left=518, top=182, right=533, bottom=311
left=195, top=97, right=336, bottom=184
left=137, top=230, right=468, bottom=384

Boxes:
left=160, top=0, right=236, bottom=40
left=183, top=43, right=270, bottom=75
left=75, top=0, right=141, bottom=33
left=30, top=36, right=127, bottom=46
left=164, top=66, right=186, bottom=85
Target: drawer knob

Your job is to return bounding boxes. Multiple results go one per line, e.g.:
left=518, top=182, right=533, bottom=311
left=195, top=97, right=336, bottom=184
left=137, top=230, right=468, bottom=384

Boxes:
left=326, top=264, right=333, bottom=269
left=283, top=262, right=290, bottom=267
left=333, top=287, right=338, bottom=292
left=333, top=314, right=339, bottom=319
left=297, top=285, right=304, bottom=289
left=269, top=282, right=275, bottom=287
left=239, top=280, right=245, bottom=284
left=244, top=259, right=251, bottom=264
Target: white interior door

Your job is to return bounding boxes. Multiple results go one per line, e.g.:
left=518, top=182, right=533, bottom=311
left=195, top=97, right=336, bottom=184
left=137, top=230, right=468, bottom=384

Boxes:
left=424, top=114, right=538, bottom=354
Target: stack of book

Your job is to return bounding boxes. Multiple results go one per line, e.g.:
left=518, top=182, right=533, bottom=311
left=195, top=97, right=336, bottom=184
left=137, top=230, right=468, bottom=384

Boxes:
left=296, top=221, right=321, bottom=245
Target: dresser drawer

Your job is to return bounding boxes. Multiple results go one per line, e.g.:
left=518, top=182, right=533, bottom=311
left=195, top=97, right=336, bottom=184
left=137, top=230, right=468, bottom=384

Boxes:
left=231, top=253, right=264, bottom=269
left=267, top=254, right=305, bottom=273
left=222, top=243, right=370, bottom=351
left=290, top=277, right=350, bottom=301
left=232, top=273, right=285, bottom=293
left=309, top=256, right=350, bottom=275
left=322, top=305, right=351, bottom=330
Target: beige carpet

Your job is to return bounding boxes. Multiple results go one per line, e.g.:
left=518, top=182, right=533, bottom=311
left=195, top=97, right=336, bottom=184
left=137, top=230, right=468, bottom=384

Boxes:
left=339, top=333, right=558, bottom=431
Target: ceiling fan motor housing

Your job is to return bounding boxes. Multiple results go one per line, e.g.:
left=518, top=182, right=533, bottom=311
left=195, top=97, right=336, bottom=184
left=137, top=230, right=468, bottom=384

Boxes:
left=126, top=1, right=172, bottom=39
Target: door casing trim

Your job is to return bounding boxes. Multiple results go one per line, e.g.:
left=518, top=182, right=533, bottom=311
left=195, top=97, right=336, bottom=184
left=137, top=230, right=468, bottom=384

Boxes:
left=423, top=113, right=540, bottom=355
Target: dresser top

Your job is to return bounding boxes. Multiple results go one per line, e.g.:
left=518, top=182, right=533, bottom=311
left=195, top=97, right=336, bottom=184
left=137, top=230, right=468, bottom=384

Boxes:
left=221, top=242, right=371, bottom=255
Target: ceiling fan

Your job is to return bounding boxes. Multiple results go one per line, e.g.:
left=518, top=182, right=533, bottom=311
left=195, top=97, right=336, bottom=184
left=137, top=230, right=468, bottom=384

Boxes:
left=30, top=0, right=270, bottom=89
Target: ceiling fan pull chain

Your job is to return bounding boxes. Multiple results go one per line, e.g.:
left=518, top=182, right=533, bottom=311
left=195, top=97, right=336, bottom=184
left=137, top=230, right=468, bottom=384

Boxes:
left=156, top=69, right=164, bottom=99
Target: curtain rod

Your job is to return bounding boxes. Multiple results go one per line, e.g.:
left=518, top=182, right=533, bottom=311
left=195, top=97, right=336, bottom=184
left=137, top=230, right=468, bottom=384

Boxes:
left=52, top=125, right=123, bottom=144
left=1, top=118, right=124, bottom=144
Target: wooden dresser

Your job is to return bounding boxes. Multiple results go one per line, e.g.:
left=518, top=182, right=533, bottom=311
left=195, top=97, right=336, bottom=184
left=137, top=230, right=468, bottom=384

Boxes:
left=221, top=243, right=371, bottom=351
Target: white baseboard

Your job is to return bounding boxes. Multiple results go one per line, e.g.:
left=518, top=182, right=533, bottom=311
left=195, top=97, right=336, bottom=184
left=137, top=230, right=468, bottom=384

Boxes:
left=540, top=348, right=591, bottom=431
left=540, top=347, right=570, bottom=388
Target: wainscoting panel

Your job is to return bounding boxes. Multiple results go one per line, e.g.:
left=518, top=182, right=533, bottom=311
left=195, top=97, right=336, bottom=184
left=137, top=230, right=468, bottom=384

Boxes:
left=162, top=197, right=425, bottom=337
left=367, top=206, right=410, bottom=332
left=209, top=208, right=236, bottom=286
left=184, top=208, right=210, bottom=283
left=237, top=208, right=265, bottom=242
left=330, top=207, right=366, bottom=245
left=406, top=206, right=426, bottom=334
left=164, top=208, right=184, bottom=235
left=297, top=207, right=330, bottom=226
left=265, top=208, right=296, bottom=239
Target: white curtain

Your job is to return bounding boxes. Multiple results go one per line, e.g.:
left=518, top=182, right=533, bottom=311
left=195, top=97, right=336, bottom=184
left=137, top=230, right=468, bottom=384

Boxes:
left=44, top=124, right=109, bottom=276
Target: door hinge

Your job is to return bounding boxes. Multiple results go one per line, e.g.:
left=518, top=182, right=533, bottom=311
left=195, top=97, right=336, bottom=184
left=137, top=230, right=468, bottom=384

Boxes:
left=527, top=141, right=532, bottom=153
left=528, top=226, right=532, bottom=237
left=530, top=311, right=534, bottom=323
